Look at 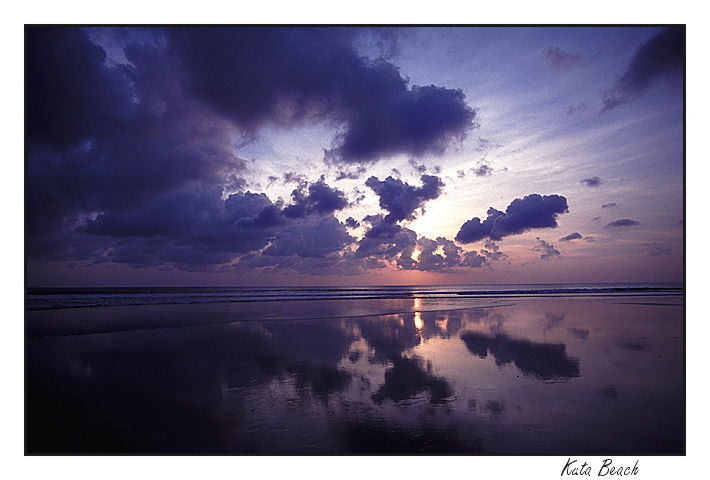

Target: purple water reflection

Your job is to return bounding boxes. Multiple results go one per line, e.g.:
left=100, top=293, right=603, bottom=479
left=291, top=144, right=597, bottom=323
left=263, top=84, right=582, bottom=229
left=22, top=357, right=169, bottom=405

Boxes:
left=26, top=297, right=683, bottom=454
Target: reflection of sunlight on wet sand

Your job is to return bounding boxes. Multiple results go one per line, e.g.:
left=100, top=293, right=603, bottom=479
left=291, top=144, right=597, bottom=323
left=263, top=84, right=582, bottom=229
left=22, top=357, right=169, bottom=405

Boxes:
left=414, top=297, right=423, bottom=329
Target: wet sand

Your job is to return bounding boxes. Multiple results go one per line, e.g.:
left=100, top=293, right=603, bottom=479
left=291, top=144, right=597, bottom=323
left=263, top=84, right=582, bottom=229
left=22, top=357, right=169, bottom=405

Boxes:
left=25, top=296, right=684, bottom=454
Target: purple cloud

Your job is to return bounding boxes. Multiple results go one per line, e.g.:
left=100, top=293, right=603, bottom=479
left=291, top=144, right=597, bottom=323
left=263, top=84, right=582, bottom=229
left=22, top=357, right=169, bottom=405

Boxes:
left=602, top=27, right=684, bottom=112
left=605, top=219, right=640, bottom=228
left=169, top=27, right=477, bottom=163
left=533, top=238, right=561, bottom=260
left=559, top=232, right=583, bottom=242
left=365, top=174, right=444, bottom=225
left=581, top=177, right=602, bottom=187
left=455, top=194, right=569, bottom=244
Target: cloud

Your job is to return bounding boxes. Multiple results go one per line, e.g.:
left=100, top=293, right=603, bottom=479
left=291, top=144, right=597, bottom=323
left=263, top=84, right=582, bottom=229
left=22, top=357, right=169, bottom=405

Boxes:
left=532, top=238, right=561, bottom=260
left=282, top=176, right=350, bottom=218
left=643, top=243, right=672, bottom=257
left=169, top=27, right=477, bottom=163
left=602, top=27, right=684, bottom=112
left=580, top=177, right=602, bottom=187
left=605, top=219, right=640, bottom=228
left=544, top=46, right=582, bottom=70
left=601, top=202, right=619, bottom=208
left=455, top=194, right=569, bottom=244
left=480, top=240, right=508, bottom=261
left=345, top=217, right=360, bottom=229
left=262, top=216, right=356, bottom=259
left=559, top=232, right=583, bottom=242
left=472, top=161, right=493, bottom=177
left=365, top=174, right=444, bottom=225
left=26, top=27, right=134, bottom=151
left=335, top=166, right=367, bottom=181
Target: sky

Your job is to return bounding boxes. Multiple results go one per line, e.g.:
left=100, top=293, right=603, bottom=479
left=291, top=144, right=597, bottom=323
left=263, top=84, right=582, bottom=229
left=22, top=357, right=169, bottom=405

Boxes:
left=25, top=26, right=684, bottom=287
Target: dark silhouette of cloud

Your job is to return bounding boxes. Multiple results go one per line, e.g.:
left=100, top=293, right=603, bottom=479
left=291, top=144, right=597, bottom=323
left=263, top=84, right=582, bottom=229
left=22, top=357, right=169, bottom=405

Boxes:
left=26, top=27, right=480, bottom=277
left=460, top=331, right=580, bottom=380
left=365, top=174, right=444, bottom=225
left=354, top=176, right=492, bottom=271
left=282, top=176, right=350, bottom=219
left=602, top=202, right=619, bottom=208
left=544, top=46, right=582, bottom=70
left=605, top=219, right=640, bottom=228
left=169, top=27, right=477, bottom=163
left=533, top=238, right=561, bottom=260
left=602, top=27, right=684, bottom=112
left=559, top=232, right=583, bottom=242
left=26, top=27, right=134, bottom=151
left=581, top=177, right=602, bottom=187
left=455, top=194, right=569, bottom=244
left=262, top=216, right=355, bottom=259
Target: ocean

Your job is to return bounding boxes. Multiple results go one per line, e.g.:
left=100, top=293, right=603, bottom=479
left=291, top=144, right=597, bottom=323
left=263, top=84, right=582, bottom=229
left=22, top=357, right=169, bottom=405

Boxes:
left=25, top=283, right=684, bottom=454
left=26, top=282, right=683, bottom=311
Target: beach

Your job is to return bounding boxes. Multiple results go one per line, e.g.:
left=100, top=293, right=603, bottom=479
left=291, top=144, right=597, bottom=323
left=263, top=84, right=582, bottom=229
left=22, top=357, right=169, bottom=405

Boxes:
left=25, top=286, right=684, bottom=454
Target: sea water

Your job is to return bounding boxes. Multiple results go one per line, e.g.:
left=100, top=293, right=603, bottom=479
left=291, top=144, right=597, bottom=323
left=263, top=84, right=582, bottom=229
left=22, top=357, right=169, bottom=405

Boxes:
left=25, top=284, right=684, bottom=454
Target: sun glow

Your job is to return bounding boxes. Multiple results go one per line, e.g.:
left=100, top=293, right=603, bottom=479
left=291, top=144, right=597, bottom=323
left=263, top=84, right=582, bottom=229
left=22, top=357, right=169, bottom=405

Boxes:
left=411, top=248, right=422, bottom=262
left=413, top=297, right=423, bottom=329
left=414, top=311, right=423, bottom=330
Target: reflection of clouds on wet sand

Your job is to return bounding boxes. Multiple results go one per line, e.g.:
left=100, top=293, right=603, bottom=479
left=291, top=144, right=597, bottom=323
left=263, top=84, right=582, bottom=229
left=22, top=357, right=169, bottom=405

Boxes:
left=26, top=297, right=684, bottom=453
left=460, top=330, right=580, bottom=379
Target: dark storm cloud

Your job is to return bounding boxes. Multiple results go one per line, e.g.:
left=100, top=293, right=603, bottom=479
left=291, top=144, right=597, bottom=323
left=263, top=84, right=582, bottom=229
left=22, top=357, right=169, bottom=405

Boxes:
left=559, top=232, right=583, bottom=242
left=169, top=27, right=477, bottom=163
left=605, top=219, right=640, bottom=228
left=455, top=194, right=569, bottom=244
left=27, top=30, right=248, bottom=262
left=532, top=238, right=561, bottom=260
left=26, top=27, right=481, bottom=277
left=544, top=46, right=582, bottom=70
left=602, top=27, right=684, bottom=112
left=580, top=177, right=602, bottom=187
left=26, top=27, right=134, bottom=150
